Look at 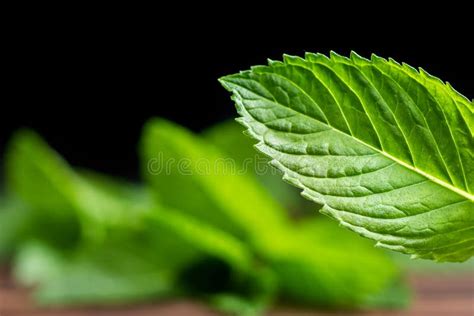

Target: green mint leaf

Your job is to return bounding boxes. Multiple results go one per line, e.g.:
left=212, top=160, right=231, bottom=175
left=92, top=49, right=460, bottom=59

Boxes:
left=5, top=130, right=150, bottom=241
left=13, top=241, right=173, bottom=305
left=203, top=121, right=408, bottom=307
left=12, top=208, right=263, bottom=306
left=140, top=118, right=288, bottom=246
left=0, top=198, right=33, bottom=260
left=220, top=52, right=474, bottom=262
left=5, top=130, right=78, bottom=213
left=203, top=120, right=316, bottom=215
left=141, top=119, right=404, bottom=307
left=5, top=131, right=264, bottom=305
left=266, top=218, right=404, bottom=307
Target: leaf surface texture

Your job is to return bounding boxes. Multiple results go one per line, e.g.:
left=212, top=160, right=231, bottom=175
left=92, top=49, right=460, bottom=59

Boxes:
left=221, top=52, right=474, bottom=262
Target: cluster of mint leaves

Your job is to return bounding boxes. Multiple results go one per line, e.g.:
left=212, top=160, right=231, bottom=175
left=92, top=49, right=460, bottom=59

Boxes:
left=0, top=118, right=407, bottom=314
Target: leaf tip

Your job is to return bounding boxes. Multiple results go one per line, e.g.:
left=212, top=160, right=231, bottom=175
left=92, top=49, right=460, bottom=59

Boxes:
left=218, top=75, right=233, bottom=91
left=282, top=53, right=292, bottom=61
left=305, top=52, right=328, bottom=63
left=329, top=50, right=349, bottom=62
left=267, top=58, right=281, bottom=66
left=350, top=51, right=368, bottom=63
left=371, top=53, right=387, bottom=64
left=386, top=57, right=399, bottom=66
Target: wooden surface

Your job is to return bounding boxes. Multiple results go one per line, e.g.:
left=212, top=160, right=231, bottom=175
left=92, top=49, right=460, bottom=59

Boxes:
left=1, top=266, right=473, bottom=316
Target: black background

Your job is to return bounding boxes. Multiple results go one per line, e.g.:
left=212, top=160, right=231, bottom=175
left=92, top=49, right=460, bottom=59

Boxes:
left=2, top=25, right=473, bottom=180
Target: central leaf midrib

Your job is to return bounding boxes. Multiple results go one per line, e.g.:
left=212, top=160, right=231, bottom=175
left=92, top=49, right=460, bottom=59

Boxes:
left=226, top=74, right=474, bottom=203
left=289, top=57, right=469, bottom=194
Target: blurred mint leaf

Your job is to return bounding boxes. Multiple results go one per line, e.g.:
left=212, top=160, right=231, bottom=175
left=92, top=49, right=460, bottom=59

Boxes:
left=220, top=52, right=474, bottom=262
left=4, top=131, right=269, bottom=306
left=140, top=118, right=288, bottom=247
left=144, top=209, right=253, bottom=273
left=264, top=218, right=404, bottom=307
left=140, top=119, right=406, bottom=308
left=203, top=120, right=317, bottom=217
left=0, top=196, right=80, bottom=252
left=12, top=204, right=263, bottom=306
left=5, top=130, right=78, bottom=213
left=14, top=241, right=174, bottom=305
left=203, top=121, right=409, bottom=308
left=5, top=130, right=151, bottom=242
left=78, top=169, right=152, bottom=205
left=0, top=197, right=33, bottom=260
left=10, top=189, right=264, bottom=306
left=210, top=264, right=277, bottom=316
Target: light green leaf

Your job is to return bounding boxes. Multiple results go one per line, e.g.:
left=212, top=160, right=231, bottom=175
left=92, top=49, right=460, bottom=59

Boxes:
left=13, top=210, right=259, bottom=306
left=140, top=118, right=288, bottom=247
left=4, top=130, right=261, bottom=294
left=5, top=131, right=268, bottom=306
left=265, top=218, right=404, bottom=307
left=12, top=208, right=262, bottom=306
left=0, top=198, right=32, bottom=259
left=203, top=120, right=317, bottom=216
left=144, top=209, right=253, bottom=273
left=5, top=130, right=78, bottom=213
left=14, top=241, right=174, bottom=305
left=140, top=119, right=405, bottom=307
left=5, top=130, right=150, bottom=241
left=220, top=52, right=474, bottom=262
